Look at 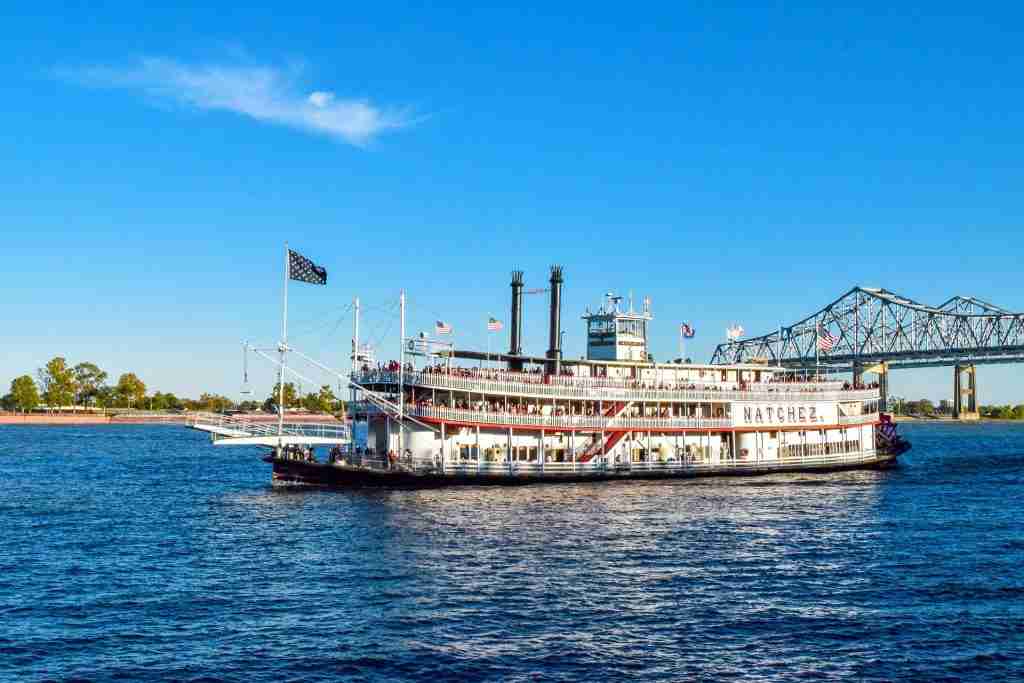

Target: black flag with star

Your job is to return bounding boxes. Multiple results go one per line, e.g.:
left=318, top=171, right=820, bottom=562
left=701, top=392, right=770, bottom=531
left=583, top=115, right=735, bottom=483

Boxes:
left=288, top=249, right=328, bottom=285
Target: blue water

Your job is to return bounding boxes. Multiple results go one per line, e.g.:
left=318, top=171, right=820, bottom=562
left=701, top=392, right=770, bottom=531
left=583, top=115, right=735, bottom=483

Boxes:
left=2, top=423, right=1023, bottom=682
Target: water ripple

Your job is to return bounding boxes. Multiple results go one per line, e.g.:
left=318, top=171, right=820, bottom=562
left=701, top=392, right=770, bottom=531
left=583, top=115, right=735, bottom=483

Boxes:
left=1, top=423, right=1023, bottom=681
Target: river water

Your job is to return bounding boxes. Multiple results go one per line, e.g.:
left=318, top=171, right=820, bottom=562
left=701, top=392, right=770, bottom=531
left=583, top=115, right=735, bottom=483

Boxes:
left=2, top=423, right=1023, bottom=681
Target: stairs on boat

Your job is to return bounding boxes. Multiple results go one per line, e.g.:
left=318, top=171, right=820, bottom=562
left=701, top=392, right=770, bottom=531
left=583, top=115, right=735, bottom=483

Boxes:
left=578, top=402, right=632, bottom=462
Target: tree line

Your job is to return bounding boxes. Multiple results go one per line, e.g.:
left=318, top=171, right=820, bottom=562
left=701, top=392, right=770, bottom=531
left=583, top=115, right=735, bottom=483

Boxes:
left=892, top=397, right=1024, bottom=419
left=2, top=356, right=345, bottom=416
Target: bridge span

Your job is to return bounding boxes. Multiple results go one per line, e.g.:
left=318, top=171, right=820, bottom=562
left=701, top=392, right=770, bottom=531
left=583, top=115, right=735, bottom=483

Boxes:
left=710, top=287, right=1024, bottom=418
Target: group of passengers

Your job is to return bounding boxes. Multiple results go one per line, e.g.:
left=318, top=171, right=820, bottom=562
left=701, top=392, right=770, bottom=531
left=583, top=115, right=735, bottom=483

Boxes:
left=842, top=381, right=881, bottom=390
left=280, top=444, right=317, bottom=463
left=360, top=362, right=871, bottom=395
left=405, top=395, right=727, bottom=420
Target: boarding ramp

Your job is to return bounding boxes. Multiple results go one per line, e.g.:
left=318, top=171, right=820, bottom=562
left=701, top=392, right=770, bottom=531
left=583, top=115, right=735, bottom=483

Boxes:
left=188, top=412, right=350, bottom=447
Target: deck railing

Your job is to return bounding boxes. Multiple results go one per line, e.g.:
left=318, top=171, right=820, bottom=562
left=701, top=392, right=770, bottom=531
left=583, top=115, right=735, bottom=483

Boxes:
left=403, top=405, right=732, bottom=430
left=189, top=412, right=350, bottom=441
left=425, top=447, right=882, bottom=476
left=356, top=403, right=879, bottom=430
left=355, top=371, right=878, bottom=404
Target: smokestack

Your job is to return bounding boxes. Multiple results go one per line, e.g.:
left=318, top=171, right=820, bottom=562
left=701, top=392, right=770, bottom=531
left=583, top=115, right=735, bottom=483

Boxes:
left=546, top=265, right=563, bottom=375
left=509, top=270, right=524, bottom=371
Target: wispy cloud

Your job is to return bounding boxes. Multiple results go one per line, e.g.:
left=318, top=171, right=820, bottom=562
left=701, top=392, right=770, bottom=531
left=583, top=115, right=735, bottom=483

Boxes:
left=58, top=58, right=411, bottom=146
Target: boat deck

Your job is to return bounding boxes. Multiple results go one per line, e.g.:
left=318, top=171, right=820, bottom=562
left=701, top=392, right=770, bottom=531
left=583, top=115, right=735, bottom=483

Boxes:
left=268, top=448, right=902, bottom=488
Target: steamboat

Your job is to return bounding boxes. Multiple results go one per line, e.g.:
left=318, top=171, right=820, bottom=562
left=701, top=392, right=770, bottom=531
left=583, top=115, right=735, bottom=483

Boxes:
left=190, top=261, right=909, bottom=487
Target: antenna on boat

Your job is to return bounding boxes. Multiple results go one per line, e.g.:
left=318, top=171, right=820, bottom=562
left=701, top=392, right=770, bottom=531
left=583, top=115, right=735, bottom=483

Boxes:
left=240, top=342, right=253, bottom=395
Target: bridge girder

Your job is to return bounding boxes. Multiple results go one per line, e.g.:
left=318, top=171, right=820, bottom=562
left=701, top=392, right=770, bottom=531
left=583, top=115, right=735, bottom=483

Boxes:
left=710, top=286, right=1024, bottom=370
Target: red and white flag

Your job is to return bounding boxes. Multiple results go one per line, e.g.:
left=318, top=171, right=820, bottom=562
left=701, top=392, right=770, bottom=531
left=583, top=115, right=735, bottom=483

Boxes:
left=487, top=317, right=503, bottom=332
left=817, top=325, right=838, bottom=352
left=435, top=320, right=452, bottom=335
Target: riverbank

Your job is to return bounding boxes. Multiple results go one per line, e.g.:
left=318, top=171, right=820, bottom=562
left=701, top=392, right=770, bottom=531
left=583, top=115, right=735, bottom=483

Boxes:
left=0, top=412, right=342, bottom=425
left=893, top=415, right=1021, bottom=423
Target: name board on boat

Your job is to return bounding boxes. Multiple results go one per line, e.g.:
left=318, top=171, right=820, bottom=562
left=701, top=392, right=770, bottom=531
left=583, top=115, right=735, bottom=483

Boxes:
left=737, top=403, right=832, bottom=426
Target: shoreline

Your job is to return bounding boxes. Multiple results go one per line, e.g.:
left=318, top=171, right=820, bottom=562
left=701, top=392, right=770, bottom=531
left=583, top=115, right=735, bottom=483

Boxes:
left=893, top=415, right=1021, bottom=424
left=0, top=413, right=343, bottom=426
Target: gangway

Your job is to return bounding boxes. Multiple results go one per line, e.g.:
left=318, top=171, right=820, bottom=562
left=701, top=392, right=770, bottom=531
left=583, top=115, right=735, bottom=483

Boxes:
left=188, top=412, right=350, bottom=447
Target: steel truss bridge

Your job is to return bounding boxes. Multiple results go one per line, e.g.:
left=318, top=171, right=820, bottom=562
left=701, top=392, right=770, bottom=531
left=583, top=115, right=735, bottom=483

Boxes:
left=710, top=287, right=1024, bottom=417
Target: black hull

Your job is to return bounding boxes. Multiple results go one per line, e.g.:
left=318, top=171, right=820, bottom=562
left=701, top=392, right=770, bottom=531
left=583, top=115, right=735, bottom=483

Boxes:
left=266, top=451, right=903, bottom=489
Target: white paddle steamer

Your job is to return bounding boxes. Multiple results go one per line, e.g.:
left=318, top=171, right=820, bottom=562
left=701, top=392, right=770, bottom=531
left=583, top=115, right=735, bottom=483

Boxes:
left=213, top=265, right=907, bottom=487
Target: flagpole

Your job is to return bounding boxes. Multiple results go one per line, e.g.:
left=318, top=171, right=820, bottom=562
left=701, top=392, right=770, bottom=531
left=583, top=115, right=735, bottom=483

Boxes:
left=278, top=243, right=288, bottom=441
left=815, top=324, right=820, bottom=381
left=778, top=325, right=783, bottom=368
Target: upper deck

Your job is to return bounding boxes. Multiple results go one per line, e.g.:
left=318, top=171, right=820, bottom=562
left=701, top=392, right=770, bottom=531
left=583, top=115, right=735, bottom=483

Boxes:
left=353, top=367, right=880, bottom=404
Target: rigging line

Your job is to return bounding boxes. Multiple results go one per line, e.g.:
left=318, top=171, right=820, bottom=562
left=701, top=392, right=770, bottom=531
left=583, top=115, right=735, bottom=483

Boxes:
left=285, top=303, right=355, bottom=336
left=369, top=316, right=396, bottom=349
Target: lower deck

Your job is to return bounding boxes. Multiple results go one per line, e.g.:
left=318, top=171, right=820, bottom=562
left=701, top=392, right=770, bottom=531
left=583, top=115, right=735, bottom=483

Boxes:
left=269, top=447, right=901, bottom=488
left=362, top=416, right=880, bottom=470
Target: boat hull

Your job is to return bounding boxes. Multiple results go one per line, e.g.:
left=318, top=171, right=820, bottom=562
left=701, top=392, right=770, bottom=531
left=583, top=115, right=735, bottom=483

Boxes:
left=267, top=450, right=903, bottom=489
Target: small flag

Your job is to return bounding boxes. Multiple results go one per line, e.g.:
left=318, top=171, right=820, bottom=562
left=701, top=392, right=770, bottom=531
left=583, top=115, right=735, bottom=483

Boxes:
left=288, top=249, right=327, bottom=285
left=726, top=324, right=745, bottom=341
left=817, top=325, right=838, bottom=352
left=487, top=317, right=503, bottom=332
left=435, top=320, right=452, bottom=335
left=680, top=322, right=695, bottom=338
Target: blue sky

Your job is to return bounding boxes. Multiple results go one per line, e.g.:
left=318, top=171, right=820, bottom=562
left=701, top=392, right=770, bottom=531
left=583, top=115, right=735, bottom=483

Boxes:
left=3, top=2, right=1023, bottom=403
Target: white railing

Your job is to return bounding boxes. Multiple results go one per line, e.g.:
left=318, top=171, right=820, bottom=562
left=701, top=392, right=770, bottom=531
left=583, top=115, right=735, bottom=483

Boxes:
left=840, top=413, right=879, bottom=425
left=356, top=402, right=879, bottom=430
left=189, top=412, right=350, bottom=440
left=403, top=405, right=731, bottom=430
left=355, top=371, right=878, bottom=404
left=439, top=448, right=882, bottom=476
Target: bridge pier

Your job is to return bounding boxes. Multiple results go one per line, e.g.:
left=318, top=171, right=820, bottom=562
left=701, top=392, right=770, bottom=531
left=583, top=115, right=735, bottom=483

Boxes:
left=953, top=364, right=979, bottom=420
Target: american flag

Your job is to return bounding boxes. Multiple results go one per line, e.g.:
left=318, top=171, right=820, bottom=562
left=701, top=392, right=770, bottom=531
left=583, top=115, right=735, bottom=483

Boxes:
left=288, top=249, right=327, bottom=285
left=487, top=317, right=503, bottom=332
left=680, top=322, right=695, bottom=338
left=726, top=324, right=745, bottom=341
left=817, top=325, right=838, bottom=352
left=435, top=320, right=452, bottom=335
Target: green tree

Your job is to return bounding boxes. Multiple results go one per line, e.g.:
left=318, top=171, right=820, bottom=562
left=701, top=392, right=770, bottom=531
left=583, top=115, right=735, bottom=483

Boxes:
left=301, top=391, right=319, bottom=412
left=94, top=386, right=116, bottom=408
left=265, top=382, right=298, bottom=411
left=317, top=385, right=339, bottom=414
left=1012, top=405, right=1024, bottom=420
left=114, top=373, right=147, bottom=408
left=73, top=362, right=108, bottom=406
left=916, top=399, right=934, bottom=416
left=150, top=392, right=182, bottom=410
left=198, top=393, right=233, bottom=412
left=38, top=357, right=77, bottom=408
left=9, top=375, right=40, bottom=412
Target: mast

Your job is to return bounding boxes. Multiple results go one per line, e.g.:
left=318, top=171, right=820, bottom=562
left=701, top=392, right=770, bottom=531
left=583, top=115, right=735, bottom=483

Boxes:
left=278, top=242, right=289, bottom=440
left=398, top=290, right=405, bottom=459
left=351, top=295, right=360, bottom=425
left=352, top=296, right=360, bottom=368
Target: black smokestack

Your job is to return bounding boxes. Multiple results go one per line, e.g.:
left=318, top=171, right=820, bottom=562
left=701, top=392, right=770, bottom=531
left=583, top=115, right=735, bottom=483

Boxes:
left=546, top=265, right=563, bottom=375
left=509, top=270, right=524, bottom=371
